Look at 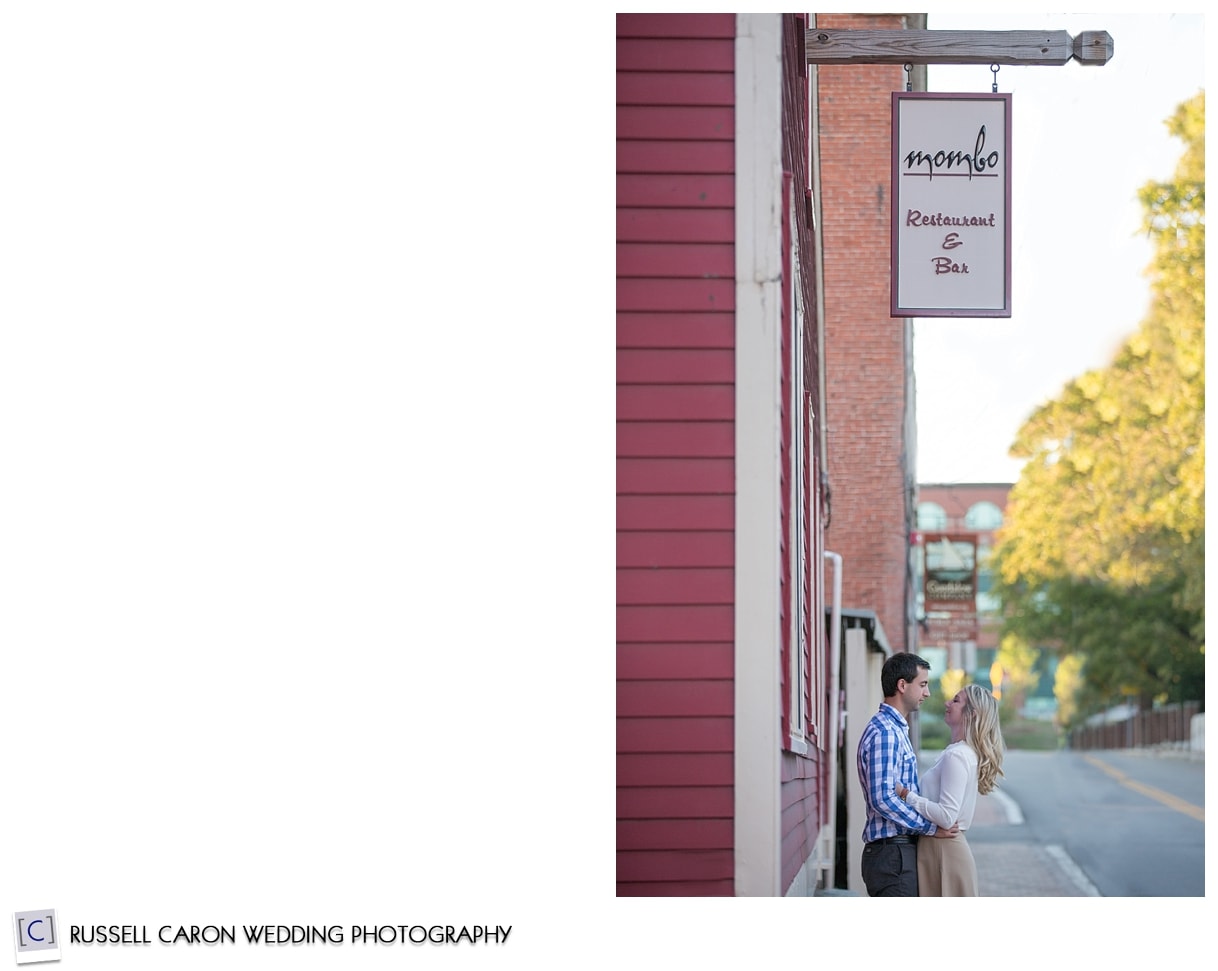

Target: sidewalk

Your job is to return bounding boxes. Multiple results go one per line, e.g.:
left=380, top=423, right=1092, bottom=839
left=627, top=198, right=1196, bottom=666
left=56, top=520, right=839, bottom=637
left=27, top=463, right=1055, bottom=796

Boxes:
left=816, top=789, right=1099, bottom=897
left=968, top=789, right=1099, bottom=896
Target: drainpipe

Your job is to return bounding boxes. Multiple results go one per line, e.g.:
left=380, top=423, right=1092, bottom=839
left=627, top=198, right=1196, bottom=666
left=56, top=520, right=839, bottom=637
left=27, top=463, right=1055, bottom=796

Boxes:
left=821, top=550, right=843, bottom=881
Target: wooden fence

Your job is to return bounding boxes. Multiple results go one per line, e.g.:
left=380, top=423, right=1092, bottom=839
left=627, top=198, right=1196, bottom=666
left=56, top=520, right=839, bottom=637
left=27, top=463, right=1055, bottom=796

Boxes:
left=1068, top=701, right=1202, bottom=751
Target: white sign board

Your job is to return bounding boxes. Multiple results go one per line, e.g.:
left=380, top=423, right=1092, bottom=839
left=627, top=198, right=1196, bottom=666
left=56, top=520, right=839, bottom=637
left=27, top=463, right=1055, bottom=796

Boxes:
left=891, top=93, right=1011, bottom=317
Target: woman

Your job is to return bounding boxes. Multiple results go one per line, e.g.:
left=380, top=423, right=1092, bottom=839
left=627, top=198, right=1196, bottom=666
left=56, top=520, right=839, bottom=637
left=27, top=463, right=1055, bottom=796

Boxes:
left=897, top=682, right=1006, bottom=896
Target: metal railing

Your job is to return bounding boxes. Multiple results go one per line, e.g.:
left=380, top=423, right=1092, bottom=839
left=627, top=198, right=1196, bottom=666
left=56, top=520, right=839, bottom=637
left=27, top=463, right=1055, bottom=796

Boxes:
left=1068, top=701, right=1202, bottom=751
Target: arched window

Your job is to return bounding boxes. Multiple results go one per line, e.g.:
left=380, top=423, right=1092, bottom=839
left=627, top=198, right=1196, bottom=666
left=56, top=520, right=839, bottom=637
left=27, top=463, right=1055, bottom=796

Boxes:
left=917, top=501, right=947, bottom=530
left=965, top=501, right=1003, bottom=530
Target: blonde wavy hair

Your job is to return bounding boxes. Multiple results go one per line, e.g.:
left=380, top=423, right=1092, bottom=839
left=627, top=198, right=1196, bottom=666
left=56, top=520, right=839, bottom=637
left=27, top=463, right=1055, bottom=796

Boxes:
left=961, top=683, right=1006, bottom=795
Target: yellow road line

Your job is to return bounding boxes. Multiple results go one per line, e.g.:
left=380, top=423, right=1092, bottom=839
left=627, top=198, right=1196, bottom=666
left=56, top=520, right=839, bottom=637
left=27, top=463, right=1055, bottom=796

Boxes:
left=1082, top=754, right=1205, bottom=822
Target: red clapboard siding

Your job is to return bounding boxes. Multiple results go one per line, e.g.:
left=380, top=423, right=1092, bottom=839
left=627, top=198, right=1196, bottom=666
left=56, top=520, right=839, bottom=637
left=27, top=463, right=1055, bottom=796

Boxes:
left=617, top=567, right=734, bottom=604
left=617, top=172, right=733, bottom=207
left=616, top=13, right=735, bottom=39
left=618, top=752, right=733, bottom=787
left=617, top=349, right=734, bottom=384
left=782, top=747, right=821, bottom=786
left=617, top=385, right=733, bottom=421
left=617, top=38, right=734, bottom=73
left=617, top=457, right=733, bottom=494
left=618, top=851, right=733, bottom=888
left=617, top=312, right=734, bottom=349
left=617, top=531, right=733, bottom=568
left=617, top=680, right=733, bottom=717
left=617, top=878, right=733, bottom=896
left=617, top=209, right=735, bottom=243
left=617, top=279, right=735, bottom=313
left=617, top=105, right=733, bottom=142
left=781, top=795, right=819, bottom=848
left=617, top=785, right=734, bottom=818
left=617, top=642, right=734, bottom=680
left=781, top=788, right=820, bottom=866
left=781, top=773, right=817, bottom=813
left=617, top=74, right=735, bottom=108
left=617, top=604, right=734, bottom=642
left=618, top=601, right=730, bottom=638
left=618, top=105, right=730, bottom=143
left=617, top=421, right=734, bottom=458
left=615, top=495, right=733, bottom=531
left=617, top=242, right=734, bottom=278
left=618, top=716, right=734, bottom=752
left=617, top=139, right=735, bottom=175
left=617, top=12, right=738, bottom=897
left=618, top=818, right=733, bottom=851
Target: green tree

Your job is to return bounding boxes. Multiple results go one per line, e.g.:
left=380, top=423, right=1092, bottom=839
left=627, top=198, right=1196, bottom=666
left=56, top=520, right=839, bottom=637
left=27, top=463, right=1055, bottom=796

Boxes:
left=993, top=91, right=1204, bottom=715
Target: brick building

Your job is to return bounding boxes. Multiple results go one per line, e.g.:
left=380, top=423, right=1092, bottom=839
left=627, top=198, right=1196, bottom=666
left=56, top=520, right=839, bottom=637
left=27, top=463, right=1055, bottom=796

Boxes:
left=819, top=14, right=924, bottom=669
left=915, top=482, right=1012, bottom=686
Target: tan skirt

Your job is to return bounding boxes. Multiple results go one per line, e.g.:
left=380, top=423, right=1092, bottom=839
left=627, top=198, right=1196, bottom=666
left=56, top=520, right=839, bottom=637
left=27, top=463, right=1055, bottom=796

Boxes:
left=917, top=832, right=979, bottom=896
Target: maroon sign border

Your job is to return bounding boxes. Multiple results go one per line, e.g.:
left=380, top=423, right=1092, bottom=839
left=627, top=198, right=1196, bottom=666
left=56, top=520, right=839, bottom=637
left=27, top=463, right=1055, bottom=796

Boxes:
left=890, top=91, right=1013, bottom=318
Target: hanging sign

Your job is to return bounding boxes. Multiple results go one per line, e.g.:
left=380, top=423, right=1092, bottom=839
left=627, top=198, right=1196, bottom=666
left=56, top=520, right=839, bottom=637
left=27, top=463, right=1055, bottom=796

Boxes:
left=923, top=534, right=977, bottom=607
left=891, top=92, right=1011, bottom=317
left=922, top=533, right=979, bottom=642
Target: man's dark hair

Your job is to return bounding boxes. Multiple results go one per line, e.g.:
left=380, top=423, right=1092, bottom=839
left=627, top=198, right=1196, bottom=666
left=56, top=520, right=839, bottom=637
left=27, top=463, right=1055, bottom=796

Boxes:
left=881, top=652, right=932, bottom=697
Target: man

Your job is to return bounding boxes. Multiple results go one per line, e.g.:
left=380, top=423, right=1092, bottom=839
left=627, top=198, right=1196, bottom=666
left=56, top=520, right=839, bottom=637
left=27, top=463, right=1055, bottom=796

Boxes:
left=856, top=652, right=957, bottom=896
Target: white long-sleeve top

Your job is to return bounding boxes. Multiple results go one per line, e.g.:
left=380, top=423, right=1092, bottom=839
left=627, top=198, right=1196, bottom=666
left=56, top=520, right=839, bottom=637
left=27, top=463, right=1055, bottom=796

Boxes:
left=905, top=741, right=979, bottom=831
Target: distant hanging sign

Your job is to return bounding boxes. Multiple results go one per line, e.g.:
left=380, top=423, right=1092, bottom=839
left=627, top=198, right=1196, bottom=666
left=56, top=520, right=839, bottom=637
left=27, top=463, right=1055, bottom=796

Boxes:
left=922, top=533, right=978, bottom=643
left=924, top=610, right=978, bottom=645
left=923, top=534, right=977, bottom=607
left=891, top=92, right=1011, bottom=317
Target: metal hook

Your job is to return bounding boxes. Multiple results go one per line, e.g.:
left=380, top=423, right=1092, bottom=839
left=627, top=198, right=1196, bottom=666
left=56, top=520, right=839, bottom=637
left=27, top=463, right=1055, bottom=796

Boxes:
left=904, top=62, right=913, bottom=92
left=991, top=63, right=1000, bottom=93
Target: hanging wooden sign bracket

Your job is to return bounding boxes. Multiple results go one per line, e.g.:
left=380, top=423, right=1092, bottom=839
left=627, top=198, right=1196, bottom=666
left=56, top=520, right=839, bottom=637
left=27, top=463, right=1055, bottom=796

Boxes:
left=805, top=29, right=1113, bottom=67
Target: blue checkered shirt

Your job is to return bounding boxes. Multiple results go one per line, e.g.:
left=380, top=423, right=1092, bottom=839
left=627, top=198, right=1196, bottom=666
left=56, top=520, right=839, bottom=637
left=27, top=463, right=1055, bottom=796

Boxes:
left=856, top=703, right=937, bottom=842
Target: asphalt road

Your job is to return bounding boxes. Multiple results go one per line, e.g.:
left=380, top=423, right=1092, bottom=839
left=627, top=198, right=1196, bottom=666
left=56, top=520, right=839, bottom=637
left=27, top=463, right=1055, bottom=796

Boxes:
left=967, top=748, right=1204, bottom=896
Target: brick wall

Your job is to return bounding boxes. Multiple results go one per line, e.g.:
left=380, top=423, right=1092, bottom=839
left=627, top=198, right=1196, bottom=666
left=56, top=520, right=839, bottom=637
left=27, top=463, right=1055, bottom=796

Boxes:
left=817, top=13, right=917, bottom=652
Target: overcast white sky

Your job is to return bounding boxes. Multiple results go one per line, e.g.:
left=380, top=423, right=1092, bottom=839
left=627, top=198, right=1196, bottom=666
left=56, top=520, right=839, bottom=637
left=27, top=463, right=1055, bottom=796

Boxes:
left=913, top=12, right=1205, bottom=483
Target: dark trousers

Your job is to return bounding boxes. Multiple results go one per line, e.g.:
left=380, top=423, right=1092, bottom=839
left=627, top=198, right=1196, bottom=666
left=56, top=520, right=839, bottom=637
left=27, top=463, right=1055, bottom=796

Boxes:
left=861, top=840, right=919, bottom=896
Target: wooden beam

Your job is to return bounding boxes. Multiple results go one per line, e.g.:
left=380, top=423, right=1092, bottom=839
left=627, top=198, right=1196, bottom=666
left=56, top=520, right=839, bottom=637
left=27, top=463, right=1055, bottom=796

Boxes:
left=1073, top=31, right=1114, bottom=65
left=805, top=29, right=1113, bottom=67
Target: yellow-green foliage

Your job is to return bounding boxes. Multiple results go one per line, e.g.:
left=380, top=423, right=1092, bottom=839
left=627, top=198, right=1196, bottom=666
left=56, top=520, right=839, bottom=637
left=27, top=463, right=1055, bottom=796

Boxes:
left=995, top=633, right=1040, bottom=704
left=1053, top=653, right=1086, bottom=728
left=993, top=92, right=1204, bottom=711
